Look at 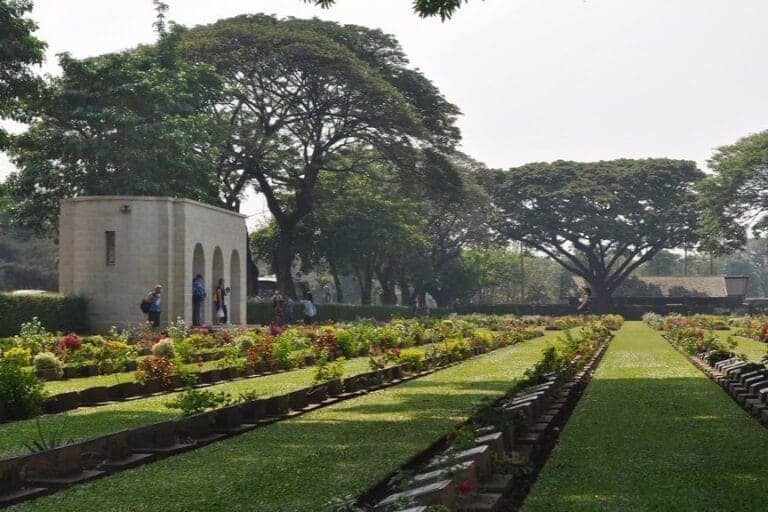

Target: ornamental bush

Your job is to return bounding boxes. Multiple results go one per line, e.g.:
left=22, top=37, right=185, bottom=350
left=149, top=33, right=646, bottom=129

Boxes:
left=151, top=339, right=176, bottom=359
left=33, top=351, right=64, bottom=378
left=0, top=360, right=46, bottom=420
left=135, top=356, right=174, bottom=388
left=2, top=347, right=32, bottom=366
left=56, top=332, right=83, bottom=353
left=14, top=317, right=55, bottom=354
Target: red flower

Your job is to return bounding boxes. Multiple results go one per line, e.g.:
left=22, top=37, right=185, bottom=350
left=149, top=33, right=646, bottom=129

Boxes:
left=56, top=333, right=82, bottom=353
left=269, top=323, right=284, bottom=336
left=456, top=480, right=475, bottom=495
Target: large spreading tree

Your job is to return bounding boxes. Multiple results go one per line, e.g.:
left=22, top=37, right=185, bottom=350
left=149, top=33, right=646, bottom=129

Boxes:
left=6, top=26, right=225, bottom=233
left=698, top=129, right=768, bottom=253
left=486, top=159, right=704, bottom=312
left=0, top=0, right=46, bottom=148
left=178, top=15, right=460, bottom=297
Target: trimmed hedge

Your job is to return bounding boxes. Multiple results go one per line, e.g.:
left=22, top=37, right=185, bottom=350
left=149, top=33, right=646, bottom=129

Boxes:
left=247, top=300, right=452, bottom=325
left=0, top=293, right=88, bottom=337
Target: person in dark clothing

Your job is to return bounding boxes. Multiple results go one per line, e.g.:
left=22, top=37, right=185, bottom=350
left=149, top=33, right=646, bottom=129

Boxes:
left=213, top=278, right=229, bottom=324
left=192, top=274, right=206, bottom=326
left=145, top=285, right=162, bottom=328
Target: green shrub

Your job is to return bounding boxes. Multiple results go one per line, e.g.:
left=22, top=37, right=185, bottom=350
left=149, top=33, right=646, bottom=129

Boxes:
left=13, top=317, right=55, bottom=354
left=0, top=360, right=46, bottom=420
left=272, top=330, right=310, bottom=368
left=0, top=294, right=88, bottom=337
left=65, top=343, right=99, bottom=364
left=247, top=300, right=451, bottom=325
left=33, top=352, right=64, bottom=377
left=2, top=347, right=32, bottom=366
left=396, top=348, right=425, bottom=371
left=235, top=335, right=255, bottom=353
left=97, top=341, right=136, bottom=374
left=165, top=388, right=231, bottom=416
left=152, top=339, right=176, bottom=359
left=313, top=355, right=345, bottom=384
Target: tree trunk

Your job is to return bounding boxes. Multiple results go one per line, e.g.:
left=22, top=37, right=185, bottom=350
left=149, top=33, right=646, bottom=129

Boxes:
left=275, top=228, right=297, bottom=299
left=328, top=257, right=344, bottom=303
left=357, top=264, right=374, bottom=305
left=376, top=264, right=397, bottom=306
left=245, top=230, right=259, bottom=297
left=585, top=280, right=611, bottom=314
left=397, top=270, right=411, bottom=306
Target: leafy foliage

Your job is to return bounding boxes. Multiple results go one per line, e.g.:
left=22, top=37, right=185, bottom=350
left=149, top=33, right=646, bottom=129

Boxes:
left=698, top=130, right=768, bottom=252
left=6, top=31, right=224, bottom=233
left=486, top=159, right=704, bottom=311
left=0, top=0, right=46, bottom=146
left=305, top=0, right=477, bottom=20
left=0, top=358, right=44, bottom=419
left=164, top=387, right=231, bottom=416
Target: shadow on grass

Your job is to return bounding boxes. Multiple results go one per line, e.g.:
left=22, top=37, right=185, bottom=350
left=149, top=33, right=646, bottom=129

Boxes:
left=523, top=376, right=768, bottom=512
left=6, top=381, right=526, bottom=512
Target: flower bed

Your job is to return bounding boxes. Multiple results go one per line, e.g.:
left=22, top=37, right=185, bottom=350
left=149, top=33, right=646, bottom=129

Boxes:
left=0, top=316, right=566, bottom=507
left=0, top=323, right=582, bottom=511
left=0, top=315, right=555, bottom=423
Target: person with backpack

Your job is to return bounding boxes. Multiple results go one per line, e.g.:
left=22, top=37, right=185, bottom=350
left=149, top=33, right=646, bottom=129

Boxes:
left=213, top=278, right=229, bottom=324
left=141, top=285, right=162, bottom=328
left=192, top=274, right=206, bottom=326
left=301, top=292, right=317, bottom=325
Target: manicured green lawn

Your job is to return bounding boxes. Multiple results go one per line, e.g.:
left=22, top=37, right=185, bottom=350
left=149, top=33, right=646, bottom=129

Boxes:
left=713, top=330, right=767, bottom=362
left=523, top=322, right=768, bottom=512
left=0, top=357, right=379, bottom=459
left=0, top=336, right=546, bottom=459
left=7, top=332, right=564, bottom=512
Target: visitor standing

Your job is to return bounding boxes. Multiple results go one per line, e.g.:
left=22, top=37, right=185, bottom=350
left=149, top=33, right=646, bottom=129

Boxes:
left=285, top=295, right=295, bottom=324
left=143, top=285, right=162, bottom=328
left=213, top=278, right=229, bottom=324
left=301, top=292, right=317, bottom=325
left=192, top=274, right=206, bottom=326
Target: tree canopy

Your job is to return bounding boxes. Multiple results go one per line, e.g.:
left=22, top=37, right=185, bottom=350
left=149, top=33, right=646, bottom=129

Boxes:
left=305, top=0, right=476, bottom=20
left=698, top=129, right=768, bottom=253
left=178, top=14, right=461, bottom=296
left=486, top=159, right=704, bottom=311
left=0, top=0, right=46, bottom=147
left=6, top=37, right=225, bottom=233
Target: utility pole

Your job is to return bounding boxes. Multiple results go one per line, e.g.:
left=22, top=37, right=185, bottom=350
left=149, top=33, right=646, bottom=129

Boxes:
left=519, top=241, right=525, bottom=303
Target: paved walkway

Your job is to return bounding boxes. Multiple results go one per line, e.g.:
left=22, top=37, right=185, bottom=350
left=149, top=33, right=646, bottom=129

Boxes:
left=523, top=321, right=768, bottom=512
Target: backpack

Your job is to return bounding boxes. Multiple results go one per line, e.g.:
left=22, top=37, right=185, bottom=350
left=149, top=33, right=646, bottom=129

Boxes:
left=140, top=300, right=151, bottom=314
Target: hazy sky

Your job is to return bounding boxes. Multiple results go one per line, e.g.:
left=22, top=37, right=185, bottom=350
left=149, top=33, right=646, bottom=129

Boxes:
left=3, top=0, right=768, bottom=224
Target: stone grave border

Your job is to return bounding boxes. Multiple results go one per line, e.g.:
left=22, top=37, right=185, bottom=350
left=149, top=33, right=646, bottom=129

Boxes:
left=0, top=332, right=546, bottom=509
left=666, top=342, right=768, bottom=429
left=0, top=335, right=455, bottom=424
left=356, top=335, right=612, bottom=511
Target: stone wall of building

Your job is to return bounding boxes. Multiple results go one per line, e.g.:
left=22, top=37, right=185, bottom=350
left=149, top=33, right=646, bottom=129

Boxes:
left=59, top=197, right=246, bottom=332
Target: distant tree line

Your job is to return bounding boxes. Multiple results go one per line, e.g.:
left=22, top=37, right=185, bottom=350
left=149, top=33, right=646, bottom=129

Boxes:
left=1, top=1, right=768, bottom=309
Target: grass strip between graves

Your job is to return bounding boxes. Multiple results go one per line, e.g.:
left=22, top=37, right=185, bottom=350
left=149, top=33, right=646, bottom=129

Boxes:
left=1, top=342, right=455, bottom=459
left=522, top=321, right=768, bottom=512
left=7, top=331, right=565, bottom=512
left=714, top=330, right=768, bottom=362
